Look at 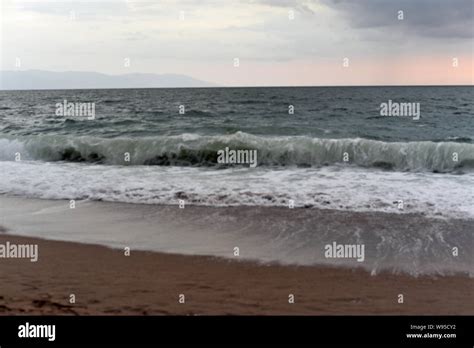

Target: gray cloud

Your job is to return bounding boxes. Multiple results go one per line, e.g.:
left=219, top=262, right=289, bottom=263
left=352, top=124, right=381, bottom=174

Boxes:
left=13, top=0, right=474, bottom=40
left=321, top=0, right=473, bottom=39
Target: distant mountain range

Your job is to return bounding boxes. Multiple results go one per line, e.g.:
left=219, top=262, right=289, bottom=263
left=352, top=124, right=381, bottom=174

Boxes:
left=0, top=70, right=218, bottom=90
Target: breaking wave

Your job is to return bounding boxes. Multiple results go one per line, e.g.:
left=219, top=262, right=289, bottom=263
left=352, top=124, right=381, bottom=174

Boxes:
left=0, top=132, right=473, bottom=172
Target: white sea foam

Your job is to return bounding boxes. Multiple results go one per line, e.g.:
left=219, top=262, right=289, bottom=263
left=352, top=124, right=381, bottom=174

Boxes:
left=0, top=160, right=473, bottom=219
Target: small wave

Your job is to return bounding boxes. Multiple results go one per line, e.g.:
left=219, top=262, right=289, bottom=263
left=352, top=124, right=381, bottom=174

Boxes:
left=183, top=110, right=214, bottom=117
left=0, top=132, right=473, bottom=172
left=109, top=119, right=140, bottom=126
left=445, top=136, right=472, bottom=143
left=229, top=99, right=264, bottom=105
left=101, top=99, right=123, bottom=104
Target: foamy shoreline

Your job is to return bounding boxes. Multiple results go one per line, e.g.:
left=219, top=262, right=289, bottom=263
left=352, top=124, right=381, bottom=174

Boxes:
left=0, top=195, right=472, bottom=277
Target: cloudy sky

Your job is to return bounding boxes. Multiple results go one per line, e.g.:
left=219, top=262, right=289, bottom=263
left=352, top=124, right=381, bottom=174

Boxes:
left=1, top=0, right=472, bottom=86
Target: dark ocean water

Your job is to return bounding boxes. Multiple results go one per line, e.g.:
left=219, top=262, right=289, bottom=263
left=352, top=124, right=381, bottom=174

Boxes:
left=1, top=86, right=473, bottom=140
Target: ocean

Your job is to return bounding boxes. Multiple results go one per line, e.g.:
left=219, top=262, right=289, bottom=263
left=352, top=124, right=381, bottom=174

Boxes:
left=0, top=86, right=473, bottom=275
left=1, top=86, right=473, bottom=216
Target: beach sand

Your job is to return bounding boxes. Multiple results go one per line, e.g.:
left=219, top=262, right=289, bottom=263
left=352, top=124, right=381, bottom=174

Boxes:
left=0, top=234, right=472, bottom=315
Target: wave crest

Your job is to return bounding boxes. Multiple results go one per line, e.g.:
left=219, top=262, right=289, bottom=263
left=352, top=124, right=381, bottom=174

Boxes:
left=0, top=132, right=473, bottom=172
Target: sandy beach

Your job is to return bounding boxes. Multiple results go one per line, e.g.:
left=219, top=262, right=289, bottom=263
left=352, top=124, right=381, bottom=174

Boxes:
left=0, top=234, right=473, bottom=315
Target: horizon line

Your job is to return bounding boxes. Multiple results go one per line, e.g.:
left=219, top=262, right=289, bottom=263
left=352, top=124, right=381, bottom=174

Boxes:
left=0, top=84, right=473, bottom=92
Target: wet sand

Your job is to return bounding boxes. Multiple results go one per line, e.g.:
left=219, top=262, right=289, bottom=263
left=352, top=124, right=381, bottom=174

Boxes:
left=0, top=234, right=472, bottom=315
